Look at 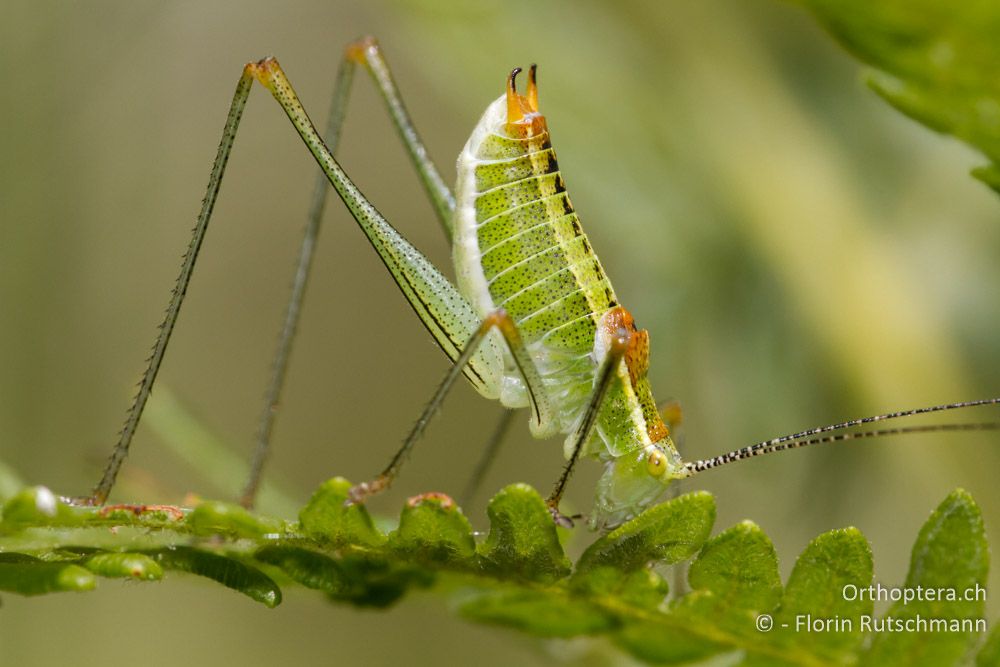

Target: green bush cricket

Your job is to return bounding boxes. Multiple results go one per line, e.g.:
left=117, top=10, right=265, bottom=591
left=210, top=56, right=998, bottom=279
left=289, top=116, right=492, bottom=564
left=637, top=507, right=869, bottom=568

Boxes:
left=80, top=38, right=1000, bottom=530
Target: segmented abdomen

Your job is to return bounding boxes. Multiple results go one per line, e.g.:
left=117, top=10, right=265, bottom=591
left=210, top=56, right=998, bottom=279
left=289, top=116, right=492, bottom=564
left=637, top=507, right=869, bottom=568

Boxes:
left=461, top=128, right=618, bottom=354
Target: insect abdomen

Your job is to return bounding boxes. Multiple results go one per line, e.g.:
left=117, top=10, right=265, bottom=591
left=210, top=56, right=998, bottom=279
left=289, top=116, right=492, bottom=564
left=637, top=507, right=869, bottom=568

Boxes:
left=454, top=99, right=618, bottom=356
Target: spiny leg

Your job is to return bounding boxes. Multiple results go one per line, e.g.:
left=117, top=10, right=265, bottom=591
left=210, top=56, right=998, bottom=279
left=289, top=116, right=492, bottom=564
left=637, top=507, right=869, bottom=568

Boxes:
left=460, top=408, right=516, bottom=507
left=248, top=57, right=502, bottom=389
left=240, top=37, right=455, bottom=508
left=92, top=54, right=492, bottom=506
left=86, top=70, right=257, bottom=505
left=345, top=37, right=455, bottom=233
left=546, top=334, right=630, bottom=527
left=347, top=309, right=555, bottom=505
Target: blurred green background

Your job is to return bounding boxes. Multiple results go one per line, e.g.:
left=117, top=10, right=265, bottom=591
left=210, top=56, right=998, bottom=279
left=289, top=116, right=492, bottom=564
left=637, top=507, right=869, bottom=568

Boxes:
left=2, top=1, right=999, bottom=664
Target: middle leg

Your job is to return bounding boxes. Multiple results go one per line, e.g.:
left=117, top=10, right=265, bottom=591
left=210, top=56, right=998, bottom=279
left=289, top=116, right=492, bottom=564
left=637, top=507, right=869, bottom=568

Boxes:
left=460, top=408, right=516, bottom=507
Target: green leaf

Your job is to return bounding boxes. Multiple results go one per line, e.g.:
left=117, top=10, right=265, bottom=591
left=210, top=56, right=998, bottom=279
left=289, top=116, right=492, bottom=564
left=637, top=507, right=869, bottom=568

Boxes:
left=616, top=522, right=782, bottom=665
left=0, top=487, right=87, bottom=531
left=458, top=588, right=614, bottom=637
left=323, top=557, right=432, bottom=608
left=773, top=527, right=873, bottom=662
left=798, top=0, right=1000, bottom=193
left=687, top=520, right=782, bottom=613
left=82, top=552, right=164, bottom=581
left=254, top=545, right=350, bottom=593
left=571, top=566, right=669, bottom=611
left=153, top=546, right=282, bottom=608
left=253, top=545, right=423, bottom=607
left=575, top=491, right=715, bottom=574
left=0, top=554, right=96, bottom=595
left=389, top=492, right=476, bottom=566
left=614, top=621, right=727, bottom=666
left=298, top=477, right=385, bottom=547
left=862, top=489, right=988, bottom=666
left=89, top=504, right=187, bottom=528
left=478, top=484, right=570, bottom=581
left=673, top=521, right=782, bottom=643
left=187, top=500, right=286, bottom=539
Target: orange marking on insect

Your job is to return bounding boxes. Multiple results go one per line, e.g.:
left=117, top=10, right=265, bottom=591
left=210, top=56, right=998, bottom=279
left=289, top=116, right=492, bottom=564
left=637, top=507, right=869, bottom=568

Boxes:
left=526, top=64, right=539, bottom=112
left=603, top=307, right=668, bottom=442
left=406, top=491, right=455, bottom=509
left=245, top=58, right=272, bottom=86
left=345, top=36, right=377, bottom=64
left=660, top=399, right=684, bottom=429
left=647, top=418, right=670, bottom=444
left=602, top=305, right=633, bottom=337
left=505, top=67, right=547, bottom=137
left=627, top=330, right=651, bottom=386
left=602, top=306, right=649, bottom=384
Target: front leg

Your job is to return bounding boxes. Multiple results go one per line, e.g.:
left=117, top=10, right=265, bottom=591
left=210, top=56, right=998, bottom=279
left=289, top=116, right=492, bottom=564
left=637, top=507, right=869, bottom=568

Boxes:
left=545, top=332, right=630, bottom=525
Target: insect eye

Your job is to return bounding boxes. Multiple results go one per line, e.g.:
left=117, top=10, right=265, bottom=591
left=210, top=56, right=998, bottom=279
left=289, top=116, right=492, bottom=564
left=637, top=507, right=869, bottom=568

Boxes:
left=646, top=449, right=667, bottom=477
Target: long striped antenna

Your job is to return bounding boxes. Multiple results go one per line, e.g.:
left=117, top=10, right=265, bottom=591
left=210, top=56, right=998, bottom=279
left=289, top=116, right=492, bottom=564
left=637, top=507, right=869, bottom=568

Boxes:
left=685, top=398, right=1000, bottom=475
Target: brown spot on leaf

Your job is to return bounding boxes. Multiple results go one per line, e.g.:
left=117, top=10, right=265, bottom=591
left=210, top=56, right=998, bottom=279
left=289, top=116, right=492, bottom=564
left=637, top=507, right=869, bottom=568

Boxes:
left=406, top=492, right=455, bottom=509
